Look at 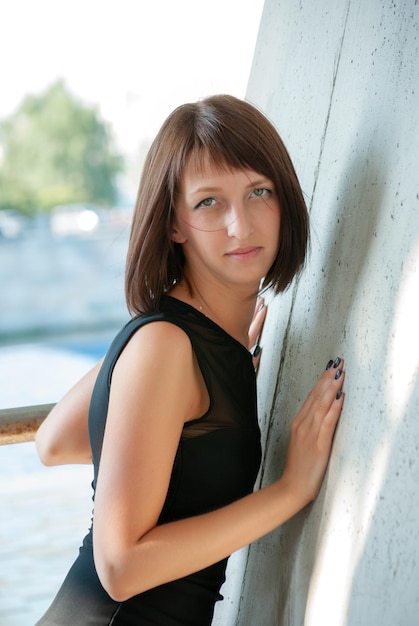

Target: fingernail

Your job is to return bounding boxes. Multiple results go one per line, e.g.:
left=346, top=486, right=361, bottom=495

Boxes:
left=252, top=344, right=261, bottom=357
left=333, top=357, right=341, bottom=368
left=335, top=369, right=342, bottom=380
left=257, top=302, right=265, bottom=312
left=326, top=359, right=334, bottom=370
left=336, top=389, right=342, bottom=400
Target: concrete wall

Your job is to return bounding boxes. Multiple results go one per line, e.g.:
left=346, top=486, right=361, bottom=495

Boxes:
left=225, top=1, right=419, bottom=624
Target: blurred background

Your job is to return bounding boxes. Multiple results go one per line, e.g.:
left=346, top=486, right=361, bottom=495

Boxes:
left=0, top=1, right=264, bottom=622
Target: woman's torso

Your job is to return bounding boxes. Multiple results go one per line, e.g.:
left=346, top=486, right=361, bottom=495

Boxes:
left=37, top=296, right=261, bottom=625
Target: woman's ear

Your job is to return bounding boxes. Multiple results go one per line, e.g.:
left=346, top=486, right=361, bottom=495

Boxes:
left=171, top=223, right=187, bottom=244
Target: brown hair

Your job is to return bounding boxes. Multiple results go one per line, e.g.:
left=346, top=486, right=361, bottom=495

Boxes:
left=125, top=94, right=309, bottom=315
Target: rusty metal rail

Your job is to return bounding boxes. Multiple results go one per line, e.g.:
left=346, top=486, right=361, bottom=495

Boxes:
left=0, top=404, right=55, bottom=445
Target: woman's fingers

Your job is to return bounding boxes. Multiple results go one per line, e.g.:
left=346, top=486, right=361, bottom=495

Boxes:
left=316, top=384, right=344, bottom=452
left=249, top=298, right=266, bottom=372
left=284, top=357, right=345, bottom=503
left=293, top=357, right=344, bottom=429
left=249, top=297, right=266, bottom=347
left=310, top=367, right=345, bottom=453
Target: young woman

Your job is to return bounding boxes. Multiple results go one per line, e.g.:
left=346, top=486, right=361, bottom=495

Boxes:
left=35, top=95, right=345, bottom=625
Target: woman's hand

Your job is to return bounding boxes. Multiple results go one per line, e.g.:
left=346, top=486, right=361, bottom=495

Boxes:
left=281, top=357, right=345, bottom=506
left=249, top=297, right=267, bottom=372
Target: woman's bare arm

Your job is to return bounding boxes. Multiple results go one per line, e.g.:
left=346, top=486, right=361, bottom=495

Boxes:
left=35, top=359, right=103, bottom=465
left=92, top=321, right=345, bottom=601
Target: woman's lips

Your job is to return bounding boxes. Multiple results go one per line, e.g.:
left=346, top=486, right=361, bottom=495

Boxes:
left=225, top=246, right=261, bottom=260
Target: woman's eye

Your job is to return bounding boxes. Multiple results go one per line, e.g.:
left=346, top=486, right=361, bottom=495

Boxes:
left=251, top=188, right=271, bottom=198
left=195, top=197, right=216, bottom=209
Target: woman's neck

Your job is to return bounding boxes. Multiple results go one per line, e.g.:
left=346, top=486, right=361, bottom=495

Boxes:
left=169, top=278, right=257, bottom=348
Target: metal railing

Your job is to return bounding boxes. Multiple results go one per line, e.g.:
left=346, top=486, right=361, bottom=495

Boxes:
left=0, top=404, right=54, bottom=445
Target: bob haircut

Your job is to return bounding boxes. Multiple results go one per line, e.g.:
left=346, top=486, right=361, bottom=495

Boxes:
left=125, top=94, right=309, bottom=315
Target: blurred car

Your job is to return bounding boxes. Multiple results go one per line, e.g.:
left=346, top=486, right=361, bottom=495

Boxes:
left=0, top=210, right=27, bottom=240
left=50, top=203, right=100, bottom=237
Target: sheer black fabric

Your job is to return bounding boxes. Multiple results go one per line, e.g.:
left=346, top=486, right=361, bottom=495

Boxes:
left=36, top=296, right=261, bottom=625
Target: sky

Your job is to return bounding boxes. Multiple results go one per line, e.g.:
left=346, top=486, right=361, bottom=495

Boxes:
left=1, top=0, right=265, bottom=154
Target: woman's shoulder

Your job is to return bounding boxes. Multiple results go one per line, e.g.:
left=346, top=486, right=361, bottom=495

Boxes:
left=123, top=317, right=193, bottom=360
left=109, top=317, right=207, bottom=425
left=109, top=299, right=189, bottom=352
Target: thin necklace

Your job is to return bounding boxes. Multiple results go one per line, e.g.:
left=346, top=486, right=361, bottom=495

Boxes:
left=185, top=284, right=250, bottom=348
left=181, top=282, right=218, bottom=321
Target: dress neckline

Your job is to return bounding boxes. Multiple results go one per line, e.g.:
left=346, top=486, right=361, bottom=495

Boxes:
left=163, top=295, right=253, bottom=359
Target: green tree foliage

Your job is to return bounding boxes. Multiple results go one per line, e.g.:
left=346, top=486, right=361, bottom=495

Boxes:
left=0, top=80, right=124, bottom=215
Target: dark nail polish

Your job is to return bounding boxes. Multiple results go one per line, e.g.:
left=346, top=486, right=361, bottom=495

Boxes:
left=252, top=344, right=261, bottom=358
left=326, top=359, right=334, bottom=370
left=335, top=369, right=342, bottom=380
left=336, top=389, right=342, bottom=400
left=333, top=357, right=341, bottom=368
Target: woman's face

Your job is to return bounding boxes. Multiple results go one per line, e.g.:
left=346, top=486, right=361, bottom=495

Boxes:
left=172, top=156, right=281, bottom=292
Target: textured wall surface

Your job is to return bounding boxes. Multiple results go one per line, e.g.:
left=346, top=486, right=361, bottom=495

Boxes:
left=216, top=1, right=419, bottom=625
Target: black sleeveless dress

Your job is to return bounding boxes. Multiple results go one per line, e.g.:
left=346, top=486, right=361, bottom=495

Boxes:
left=36, top=296, right=262, bottom=625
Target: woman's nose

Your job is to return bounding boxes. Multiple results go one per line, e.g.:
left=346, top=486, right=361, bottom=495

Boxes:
left=226, top=203, right=254, bottom=239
